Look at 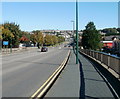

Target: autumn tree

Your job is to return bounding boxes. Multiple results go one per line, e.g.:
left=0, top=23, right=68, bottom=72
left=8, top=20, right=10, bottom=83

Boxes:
left=58, top=36, right=65, bottom=43
left=1, top=25, right=14, bottom=48
left=3, top=22, right=21, bottom=47
left=0, top=25, right=3, bottom=40
left=52, top=35, right=58, bottom=45
left=44, top=34, right=53, bottom=46
left=36, top=32, right=44, bottom=46
left=30, top=34, right=37, bottom=46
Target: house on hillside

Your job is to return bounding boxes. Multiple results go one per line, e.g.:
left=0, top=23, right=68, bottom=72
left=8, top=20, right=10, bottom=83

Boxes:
left=102, top=41, right=113, bottom=48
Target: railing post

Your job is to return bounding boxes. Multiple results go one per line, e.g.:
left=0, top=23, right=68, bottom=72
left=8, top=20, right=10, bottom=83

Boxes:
left=108, top=55, right=110, bottom=69
left=119, top=59, right=120, bottom=79
left=101, top=53, right=103, bottom=63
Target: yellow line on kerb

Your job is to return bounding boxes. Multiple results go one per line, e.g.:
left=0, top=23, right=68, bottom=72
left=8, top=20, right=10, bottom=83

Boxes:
left=30, top=50, right=70, bottom=99
left=37, top=63, right=64, bottom=98
left=30, top=66, right=61, bottom=98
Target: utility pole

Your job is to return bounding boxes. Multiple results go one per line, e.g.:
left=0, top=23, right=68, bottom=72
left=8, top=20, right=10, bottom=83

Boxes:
left=76, top=0, right=79, bottom=64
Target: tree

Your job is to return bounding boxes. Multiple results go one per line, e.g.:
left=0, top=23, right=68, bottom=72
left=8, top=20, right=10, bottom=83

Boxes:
left=0, top=25, right=3, bottom=40
left=58, top=36, right=65, bottom=43
left=2, top=28, right=14, bottom=40
left=3, top=22, right=21, bottom=47
left=101, top=28, right=118, bottom=34
left=52, top=35, right=58, bottom=45
left=32, top=30, right=44, bottom=45
left=44, top=34, right=53, bottom=46
left=30, top=34, right=37, bottom=46
left=36, top=32, right=44, bottom=46
left=19, top=36, right=29, bottom=43
left=82, top=22, right=101, bottom=50
left=1, top=25, right=14, bottom=48
left=19, top=31, right=31, bottom=47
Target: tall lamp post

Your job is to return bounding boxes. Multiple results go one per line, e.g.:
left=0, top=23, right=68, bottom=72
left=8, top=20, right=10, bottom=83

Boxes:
left=76, top=0, right=79, bottom=64
left=71, top=20, right=75, bottom=50
left=71, top=20, right=75, bottom=37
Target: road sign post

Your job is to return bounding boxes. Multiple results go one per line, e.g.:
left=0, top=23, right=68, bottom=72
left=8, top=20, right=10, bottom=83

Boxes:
left=3, top=41, right=9, bottom=53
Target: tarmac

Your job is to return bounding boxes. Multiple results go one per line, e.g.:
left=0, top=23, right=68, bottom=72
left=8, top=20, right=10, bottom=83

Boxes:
left=45, top=49, right=116, bottom=98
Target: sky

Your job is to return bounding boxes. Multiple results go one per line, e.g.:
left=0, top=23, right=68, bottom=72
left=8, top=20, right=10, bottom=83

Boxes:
left=1, top=0, right=120, bottom=2
left=2, top=2, right=118, bottom=31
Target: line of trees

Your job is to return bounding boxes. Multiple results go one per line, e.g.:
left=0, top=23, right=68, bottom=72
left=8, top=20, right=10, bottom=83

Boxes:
left=0, top=22, right=65, bottom=48
left=31, top=30, right=65, bottom=47
left=100, top=28, right=120, bottom=35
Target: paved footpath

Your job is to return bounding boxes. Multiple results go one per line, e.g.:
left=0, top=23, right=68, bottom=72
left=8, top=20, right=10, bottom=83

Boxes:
left=45, top=49, right=115, bottom=98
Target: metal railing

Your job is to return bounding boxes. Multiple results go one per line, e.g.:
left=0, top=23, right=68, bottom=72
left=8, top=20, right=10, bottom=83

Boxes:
left=80, top=49, right=120, bottom=79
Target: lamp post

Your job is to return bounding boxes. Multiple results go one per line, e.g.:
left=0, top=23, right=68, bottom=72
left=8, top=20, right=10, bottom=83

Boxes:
left=76, top=0, right=79, bottom=64
left=71, top=20, right=75, bottom=37
left=71, top=20, right=75, bottom=51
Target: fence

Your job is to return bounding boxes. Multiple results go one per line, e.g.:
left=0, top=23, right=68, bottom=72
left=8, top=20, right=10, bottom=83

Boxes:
left=1, top=47, right=36, bottom=54
left=80, top=49, right=120, bottom=79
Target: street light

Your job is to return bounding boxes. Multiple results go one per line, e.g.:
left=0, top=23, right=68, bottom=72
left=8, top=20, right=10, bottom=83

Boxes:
left=71, top=20, right=75, bottom=37
left=71, top=20, right=75, bottom=51
left=76, top=0, right=79, bottom=64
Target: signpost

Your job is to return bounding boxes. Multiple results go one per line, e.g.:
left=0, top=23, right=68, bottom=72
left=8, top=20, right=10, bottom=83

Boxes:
left=3, top=41, right=9, bottom=53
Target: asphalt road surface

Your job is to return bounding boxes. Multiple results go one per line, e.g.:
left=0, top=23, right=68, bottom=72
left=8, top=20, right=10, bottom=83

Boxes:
left=2, top=44, right=70, bottom=97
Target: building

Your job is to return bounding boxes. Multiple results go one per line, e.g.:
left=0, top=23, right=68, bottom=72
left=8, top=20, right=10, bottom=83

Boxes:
left=102, top=41, right=113, bottom=48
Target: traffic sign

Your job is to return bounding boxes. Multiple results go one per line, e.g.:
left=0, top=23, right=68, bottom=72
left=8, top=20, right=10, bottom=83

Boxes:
left=3, top=41, right=9, bottom=45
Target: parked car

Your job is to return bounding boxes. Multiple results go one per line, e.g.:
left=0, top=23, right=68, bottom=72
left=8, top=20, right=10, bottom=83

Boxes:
left=41, top=47, right=48, bottom=52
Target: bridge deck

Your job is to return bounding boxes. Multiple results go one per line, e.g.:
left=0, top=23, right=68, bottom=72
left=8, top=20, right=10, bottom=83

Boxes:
left=45, top=49, right=118, bottom=98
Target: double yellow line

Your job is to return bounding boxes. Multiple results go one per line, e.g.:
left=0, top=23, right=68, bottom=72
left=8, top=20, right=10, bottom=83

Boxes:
left=30, top=50, right=71, bottom=99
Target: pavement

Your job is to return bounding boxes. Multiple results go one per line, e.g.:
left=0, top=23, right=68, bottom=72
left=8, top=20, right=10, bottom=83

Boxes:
left=45, top=49, right=116, bottom=98
left=45, top=49, right=80, bottom=98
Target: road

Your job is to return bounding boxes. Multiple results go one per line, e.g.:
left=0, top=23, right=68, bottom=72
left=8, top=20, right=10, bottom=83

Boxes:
left=2, top=44, right=70, bottom=97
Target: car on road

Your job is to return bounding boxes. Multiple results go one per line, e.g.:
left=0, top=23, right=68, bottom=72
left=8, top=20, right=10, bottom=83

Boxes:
left=64, top=45, right=67, bottom=47
left=41, top=46, right=48, bottom=52
left=68, top=45, right=71, bottom=47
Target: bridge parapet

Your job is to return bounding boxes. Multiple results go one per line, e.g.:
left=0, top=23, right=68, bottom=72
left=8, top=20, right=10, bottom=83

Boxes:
left=80, top=49, right=120, bottom=79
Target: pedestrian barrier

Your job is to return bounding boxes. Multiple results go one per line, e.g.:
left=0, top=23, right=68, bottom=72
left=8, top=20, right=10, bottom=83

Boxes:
left=80, top=49, right=120, bottom=79
left=1, top=47, right=36, bottom=54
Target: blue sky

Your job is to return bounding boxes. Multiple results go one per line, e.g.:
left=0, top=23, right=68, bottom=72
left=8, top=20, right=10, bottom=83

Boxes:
left=2, top=2, right=118, bottom=31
